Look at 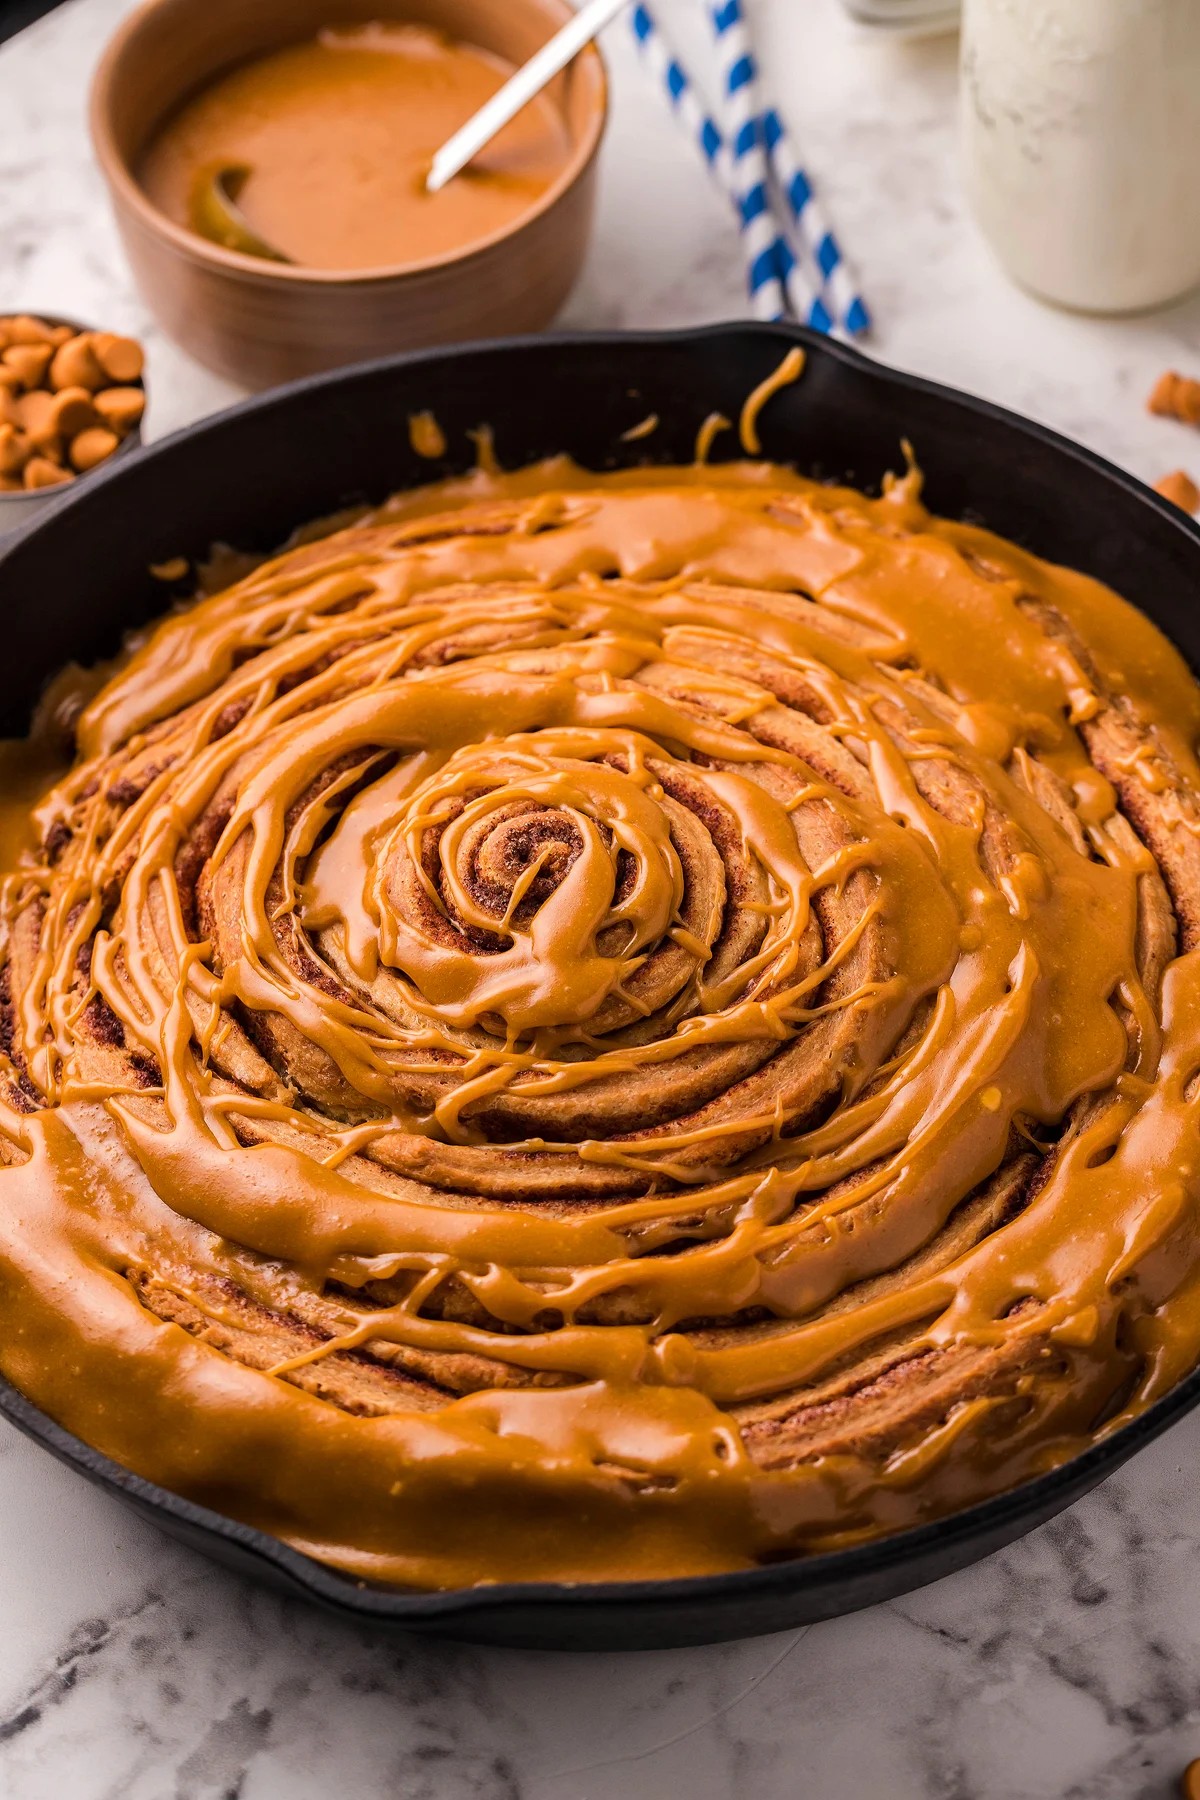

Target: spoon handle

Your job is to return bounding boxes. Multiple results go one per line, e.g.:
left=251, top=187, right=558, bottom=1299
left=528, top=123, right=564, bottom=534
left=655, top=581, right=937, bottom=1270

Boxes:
left=426, top=0, right=626, bottom=193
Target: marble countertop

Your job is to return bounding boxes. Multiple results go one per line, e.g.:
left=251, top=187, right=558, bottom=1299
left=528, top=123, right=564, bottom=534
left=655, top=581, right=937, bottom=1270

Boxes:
left=2, top=1, right=1200, bottom=1795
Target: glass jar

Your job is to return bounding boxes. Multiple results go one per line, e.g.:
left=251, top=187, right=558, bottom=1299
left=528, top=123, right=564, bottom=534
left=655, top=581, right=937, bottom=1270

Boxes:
left=962, top=0, right=1200, bottom=313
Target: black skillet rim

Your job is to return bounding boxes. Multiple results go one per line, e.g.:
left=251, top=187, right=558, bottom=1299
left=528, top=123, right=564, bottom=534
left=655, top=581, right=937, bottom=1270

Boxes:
left=2, top=319, right=1200, bottom=1631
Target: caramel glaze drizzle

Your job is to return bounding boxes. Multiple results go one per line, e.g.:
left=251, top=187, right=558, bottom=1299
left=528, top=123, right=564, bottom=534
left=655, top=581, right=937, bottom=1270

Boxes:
left=3, top=442, right=1200, bottom=1591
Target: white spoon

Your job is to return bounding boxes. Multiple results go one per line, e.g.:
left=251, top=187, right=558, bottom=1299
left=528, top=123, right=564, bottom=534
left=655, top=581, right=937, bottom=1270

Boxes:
left=426, top=0, right=627, bottom=195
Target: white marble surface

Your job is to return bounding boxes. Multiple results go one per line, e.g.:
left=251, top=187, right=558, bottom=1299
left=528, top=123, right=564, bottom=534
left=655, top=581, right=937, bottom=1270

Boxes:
left=2, top=2, right=1200, bottom=1796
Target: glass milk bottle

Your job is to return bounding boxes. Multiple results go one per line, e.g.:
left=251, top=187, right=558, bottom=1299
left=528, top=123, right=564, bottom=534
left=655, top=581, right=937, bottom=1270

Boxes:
left=962, top=0, right=1200, bottom=312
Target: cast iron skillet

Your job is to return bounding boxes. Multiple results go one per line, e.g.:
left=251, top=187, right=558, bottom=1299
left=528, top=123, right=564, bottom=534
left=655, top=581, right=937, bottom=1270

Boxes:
left=2, top=323, right=1199, bottom=1651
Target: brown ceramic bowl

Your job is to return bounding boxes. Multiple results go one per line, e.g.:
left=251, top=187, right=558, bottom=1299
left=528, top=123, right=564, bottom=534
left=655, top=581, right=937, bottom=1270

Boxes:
left=89, top=0, right=607, bottom=389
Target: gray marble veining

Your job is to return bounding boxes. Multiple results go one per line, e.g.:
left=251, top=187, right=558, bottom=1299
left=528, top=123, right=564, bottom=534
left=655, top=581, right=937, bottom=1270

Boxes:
left=4, top=1414, right=1200, bottom=1798
left=2, top=2, right=1200, bottom=1795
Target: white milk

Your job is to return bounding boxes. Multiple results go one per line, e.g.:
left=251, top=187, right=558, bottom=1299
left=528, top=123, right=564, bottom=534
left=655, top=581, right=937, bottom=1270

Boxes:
left=962, top=0, right=1200, bottom=312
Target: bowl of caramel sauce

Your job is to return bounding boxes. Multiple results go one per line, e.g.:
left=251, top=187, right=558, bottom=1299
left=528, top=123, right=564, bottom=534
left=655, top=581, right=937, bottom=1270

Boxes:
left=90, top=0, right=607, bottom=389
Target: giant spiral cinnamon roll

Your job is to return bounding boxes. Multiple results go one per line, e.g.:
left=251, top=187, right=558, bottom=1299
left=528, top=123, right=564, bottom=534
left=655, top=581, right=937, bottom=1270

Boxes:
left=2, top=443, right=1200, bottom=1588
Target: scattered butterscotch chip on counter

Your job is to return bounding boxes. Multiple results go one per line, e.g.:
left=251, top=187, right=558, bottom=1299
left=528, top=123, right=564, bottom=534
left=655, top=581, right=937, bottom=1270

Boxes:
left=1149, top=370, right=1200, bottom=426
left=0, top=316, right=144, bottom=495
left=1156, top=469, right=1200, bottom=513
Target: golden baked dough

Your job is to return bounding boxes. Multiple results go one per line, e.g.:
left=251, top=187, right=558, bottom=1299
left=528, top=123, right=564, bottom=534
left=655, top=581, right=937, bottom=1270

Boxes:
left=2, top=450, right=1200, bottom=1588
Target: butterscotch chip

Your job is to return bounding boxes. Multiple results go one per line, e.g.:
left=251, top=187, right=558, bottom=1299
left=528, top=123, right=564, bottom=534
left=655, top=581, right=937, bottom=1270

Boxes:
left=1149, top=371, right=1200, bottom=427
left=15, top=389, right=60, bottom=451
left=1156, top=469, right=1200, bottom=513
left=94, top=385, right=145, bottom=433
left=91, top=333, right=144, bottom=385
left=47, top=387, right=100, bottom=439
left=22, top=455, right=72, bottom=489
left=68, top=426, right=120, bottom=473
left=0, top=424, right=28, bottom=477
left=3, top=315, right=52, bottom=346
left=49, top=334, right=105, bottom=394
left=2, top=343, right=53, bottom=390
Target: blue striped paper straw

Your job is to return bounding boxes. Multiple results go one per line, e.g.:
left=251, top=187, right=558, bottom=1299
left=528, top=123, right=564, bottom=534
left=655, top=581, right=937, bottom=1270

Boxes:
left=707, top=0, right=832, bottom=335
left=763, top=107, right=871, bottom=338
left=630, top=2, right=843, bottom=338
left=630, top=4, right=733, bottom=195
left=631, top=2, right=787, bottom=323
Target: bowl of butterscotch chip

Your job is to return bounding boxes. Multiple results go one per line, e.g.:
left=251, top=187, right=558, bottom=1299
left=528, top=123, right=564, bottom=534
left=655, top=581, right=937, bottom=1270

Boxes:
left=0, top=314, right=145, bottom=531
